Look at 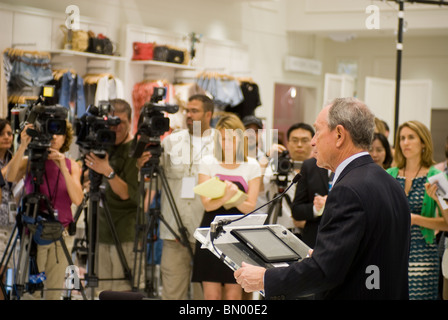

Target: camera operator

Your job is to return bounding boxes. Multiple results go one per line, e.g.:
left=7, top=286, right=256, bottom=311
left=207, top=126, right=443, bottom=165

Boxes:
left=83, top=99, right=140, bottom=294
left=262, top=123, right=314, bottom=235
left=6, top=120, right=83, bottom=300
left=136, top=94, right=214, bottom=300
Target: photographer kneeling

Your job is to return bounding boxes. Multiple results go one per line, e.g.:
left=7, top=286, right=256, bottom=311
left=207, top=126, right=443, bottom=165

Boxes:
left=7, top=121, right=83, bottom=300
left=262, top=123, right=314, bottom=235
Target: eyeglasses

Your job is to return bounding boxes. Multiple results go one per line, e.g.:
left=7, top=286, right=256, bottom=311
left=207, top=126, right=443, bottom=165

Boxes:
left=184, top=108, right=202, bottom=115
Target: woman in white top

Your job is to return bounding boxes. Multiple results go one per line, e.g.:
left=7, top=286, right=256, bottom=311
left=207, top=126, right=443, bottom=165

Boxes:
left=191, top=113, right=261, bottom=300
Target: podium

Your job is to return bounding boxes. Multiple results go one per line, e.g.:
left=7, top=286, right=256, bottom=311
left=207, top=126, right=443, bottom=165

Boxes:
left=194, top=214, right=311, bottom=272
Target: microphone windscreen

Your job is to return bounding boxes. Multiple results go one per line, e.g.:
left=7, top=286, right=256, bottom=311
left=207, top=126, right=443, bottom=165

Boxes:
left=292, top=173, right=302, bottom=184
left=26, top=105, right=45, bottom=124
left=99, top=290, right=146, bottom=300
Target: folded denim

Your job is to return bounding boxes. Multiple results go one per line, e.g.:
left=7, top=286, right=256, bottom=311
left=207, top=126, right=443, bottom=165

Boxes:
left=10, top=56, right=53, bottom=88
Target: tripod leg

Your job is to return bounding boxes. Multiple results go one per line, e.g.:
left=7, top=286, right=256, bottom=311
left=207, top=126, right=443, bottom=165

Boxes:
left=100, top=193, right=133, bottom=286
left=271, top=198, right=283, bottom=225
left=157, top=168, right=193, bottom=259
left=14, top=198, right=40, bottom=299
left=58, top=237, right=87, bottom=300
left=132, top=171, right=148, bottom=292
left=0, top=227, right=19, bottom=300
left=86, top=195, right=99, bottom=299
left=265, top=194, right=282, bottom=225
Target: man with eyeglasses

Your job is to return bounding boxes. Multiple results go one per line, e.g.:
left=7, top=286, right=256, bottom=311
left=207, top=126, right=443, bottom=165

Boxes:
left=138, top=94, right=214, bottom=300
left=262, top=123, right=314, bottom=235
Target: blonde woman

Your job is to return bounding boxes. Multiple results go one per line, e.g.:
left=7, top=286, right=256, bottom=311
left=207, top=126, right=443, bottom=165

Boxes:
left=387, top=120, right=448, bottom=300
left=191, top=113, right=261, bottom=300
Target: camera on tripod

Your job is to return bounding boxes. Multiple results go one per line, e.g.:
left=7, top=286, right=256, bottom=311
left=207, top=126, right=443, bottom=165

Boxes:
left=129, top=87, right=179, bottom=160
left=271, top=150, right=302, bottom=187
left=75, top=101, right=121, bottom=157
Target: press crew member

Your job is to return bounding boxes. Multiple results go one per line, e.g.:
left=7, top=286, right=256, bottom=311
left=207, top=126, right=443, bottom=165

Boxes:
left=262, top=123, right=314, bottom=234
left=85, top=99, right=140, bottom=294
left=7, top=121, right=83, bottom=300
left=137, top=94, right=214, bottom=300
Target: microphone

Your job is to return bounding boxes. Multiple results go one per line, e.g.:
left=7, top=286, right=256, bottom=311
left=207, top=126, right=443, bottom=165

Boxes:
left=210, top=172, right=302, bottom=242
left=26, top=105, right=45, bottom=125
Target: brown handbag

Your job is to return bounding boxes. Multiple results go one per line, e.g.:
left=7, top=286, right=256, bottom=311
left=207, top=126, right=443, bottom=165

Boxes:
left=60, top=25, right=89, bottom=51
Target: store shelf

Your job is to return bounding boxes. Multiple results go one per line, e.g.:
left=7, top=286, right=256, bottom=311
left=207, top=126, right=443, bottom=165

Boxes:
left=49, top=49, right=127, bottom=61
left=130, top=59, right=196, bottom=71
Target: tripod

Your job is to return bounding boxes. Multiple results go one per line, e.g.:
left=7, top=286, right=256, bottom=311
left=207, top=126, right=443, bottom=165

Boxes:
left=132, top=153, right=193, bottom=298
left=0, top=222, right=18, bottom=299
left=83, top=167, right=133, bottom=299
left=266, top=174, right=293, bottom=225
left=2, top=150, right=87, bottom=300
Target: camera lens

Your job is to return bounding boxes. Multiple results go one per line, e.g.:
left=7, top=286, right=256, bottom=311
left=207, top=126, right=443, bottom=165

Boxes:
left=278, top=158, right=292, bottom=172
left=97, top=130, right=116, bottom=144
left=47, top=119, right=66, bottom=135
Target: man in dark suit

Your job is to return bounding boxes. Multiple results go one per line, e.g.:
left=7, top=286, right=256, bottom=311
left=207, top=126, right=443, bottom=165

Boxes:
left=291, top=157, right=331, bottom=248
left=234, top=97, right=410, bottom=299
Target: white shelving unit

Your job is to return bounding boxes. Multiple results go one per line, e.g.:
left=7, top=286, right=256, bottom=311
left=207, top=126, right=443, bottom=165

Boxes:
left=49, top=49, right=127, bottom=62
left=130, top=59, right=196, bottom=70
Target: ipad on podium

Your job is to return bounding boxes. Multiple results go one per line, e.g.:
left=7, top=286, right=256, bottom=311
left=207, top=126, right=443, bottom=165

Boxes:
left=194, top=213, right=311, bottom=272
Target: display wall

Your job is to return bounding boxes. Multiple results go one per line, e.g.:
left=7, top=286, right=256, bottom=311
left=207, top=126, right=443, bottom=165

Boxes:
left=1, top=0, right=447, bottom=146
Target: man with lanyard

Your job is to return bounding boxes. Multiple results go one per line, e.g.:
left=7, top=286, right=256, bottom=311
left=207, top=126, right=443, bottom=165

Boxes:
left=138, top=94, right=214, bottom=300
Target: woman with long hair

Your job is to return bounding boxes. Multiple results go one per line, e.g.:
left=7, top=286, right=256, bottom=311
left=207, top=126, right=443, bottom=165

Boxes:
left=387, top=120, right=448, bottom=300
left=191, top=113, right=261, bottom=300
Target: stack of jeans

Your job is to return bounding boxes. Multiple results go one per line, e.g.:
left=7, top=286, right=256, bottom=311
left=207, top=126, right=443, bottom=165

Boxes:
left=7, top=51, right=53, bottom=89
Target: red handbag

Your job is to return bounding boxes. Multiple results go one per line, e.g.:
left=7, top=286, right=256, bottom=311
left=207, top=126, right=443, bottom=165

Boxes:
left=132, top=42, right=154, bottom=60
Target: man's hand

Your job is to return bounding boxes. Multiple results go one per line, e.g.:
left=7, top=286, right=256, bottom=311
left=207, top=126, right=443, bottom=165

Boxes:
left=85, top=152, right=113, bottom=177
left=234, top=262, right=266, bottom=292
left=137, top=151, right=152, bottom=170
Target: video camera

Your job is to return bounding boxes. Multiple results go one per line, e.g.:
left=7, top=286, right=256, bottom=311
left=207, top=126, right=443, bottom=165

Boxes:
left=271, top=150, right=302, bottom=187
left=129, top=87, right=179, bottom=160
left=10, top=85, right=68, bottom=184
left=75, top=101, right=121, bottom=157
left=11, top=86, right=68, bottom=149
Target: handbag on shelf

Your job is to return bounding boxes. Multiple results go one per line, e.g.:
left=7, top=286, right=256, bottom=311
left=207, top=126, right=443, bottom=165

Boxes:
left=153, top=45, right=170, bottom=62
left=87, top=32, right=115, bottom=55
left=167, top=47, right=185, bottom=64
left=60, top=25, right=89, bottom=52
left=132, top=42, right=154, bottom=60
left=153, top=45, right=187, bottom=64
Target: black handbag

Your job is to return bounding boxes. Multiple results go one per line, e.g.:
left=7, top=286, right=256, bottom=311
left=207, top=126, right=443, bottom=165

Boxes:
left=153, top=45, right=170, bottom=62
left=153, top=45, right=186, bottom=64
left=87, top=32, right=114, bottom=55
left=167, top=48, right=185, bottom=64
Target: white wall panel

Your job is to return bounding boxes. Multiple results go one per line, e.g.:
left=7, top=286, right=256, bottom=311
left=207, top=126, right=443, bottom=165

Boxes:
left=12, top=12, right=52, bottom=50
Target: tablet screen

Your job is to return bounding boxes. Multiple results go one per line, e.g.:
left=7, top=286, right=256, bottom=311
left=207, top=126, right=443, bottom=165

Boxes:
left=231, top=227, right=301, bottom=263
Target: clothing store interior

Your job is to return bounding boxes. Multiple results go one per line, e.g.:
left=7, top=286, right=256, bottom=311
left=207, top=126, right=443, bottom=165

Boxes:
left=1, top=0, right=448, bottom=304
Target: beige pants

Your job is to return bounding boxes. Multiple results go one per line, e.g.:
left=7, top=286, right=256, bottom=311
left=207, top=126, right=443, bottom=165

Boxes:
left=97, top=242, right=145, bottom=294
left=160, top=239, right=203, bottom=300
left=34, top=233, right=75, bottom=300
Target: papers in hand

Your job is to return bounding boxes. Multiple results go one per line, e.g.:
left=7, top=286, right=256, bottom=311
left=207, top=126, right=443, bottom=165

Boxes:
left=428, top=172, right=448, bottom=210
left=193, top=177, right=248, bottom=209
